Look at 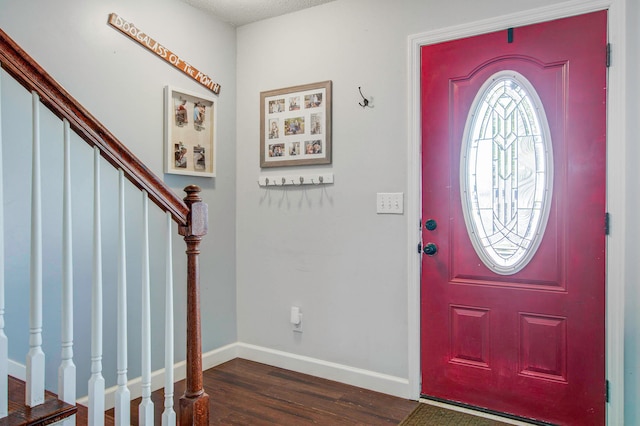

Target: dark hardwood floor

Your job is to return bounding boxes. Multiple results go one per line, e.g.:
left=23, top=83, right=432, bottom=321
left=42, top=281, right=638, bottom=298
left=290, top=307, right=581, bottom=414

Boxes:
left=84, top=358, right=418, bottom=425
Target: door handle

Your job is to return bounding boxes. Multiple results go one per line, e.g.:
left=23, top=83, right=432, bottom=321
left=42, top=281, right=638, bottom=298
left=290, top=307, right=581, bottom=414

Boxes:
left=423, top=242, right=438, bottom=256
left=424, top=219, right=437, bottom=231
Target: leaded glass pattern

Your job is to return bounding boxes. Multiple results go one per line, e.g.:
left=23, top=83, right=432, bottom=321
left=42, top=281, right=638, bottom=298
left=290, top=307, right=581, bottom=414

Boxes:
left=461, top=71, right=553, bottom=275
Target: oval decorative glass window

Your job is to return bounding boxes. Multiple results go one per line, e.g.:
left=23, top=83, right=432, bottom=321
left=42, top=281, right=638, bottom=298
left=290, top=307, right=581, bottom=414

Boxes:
left=460, top=71, right=553, bottom=275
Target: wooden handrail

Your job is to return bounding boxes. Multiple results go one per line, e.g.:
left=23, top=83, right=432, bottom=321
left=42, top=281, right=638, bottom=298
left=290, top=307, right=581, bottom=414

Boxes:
left=0, top=28, right=188, bottom=225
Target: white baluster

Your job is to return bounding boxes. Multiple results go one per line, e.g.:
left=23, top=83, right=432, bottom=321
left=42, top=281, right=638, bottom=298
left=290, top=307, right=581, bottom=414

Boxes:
left=139, top=191, right=153, bottom=425
left=114, top=170, right=130, bottom=426
left=58, top=119, right=76, bottom=425
left=162, top=212, right=175, bottom=426
left=26, top=91, right=44, bottom=407
left=0, top=68, right=7, bottom=418
left=88, top=147, right=105, bottom=425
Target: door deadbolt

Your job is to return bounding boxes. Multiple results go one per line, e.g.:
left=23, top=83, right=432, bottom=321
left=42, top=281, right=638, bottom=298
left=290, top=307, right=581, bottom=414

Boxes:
left=424, top=219, right=437, bottom=231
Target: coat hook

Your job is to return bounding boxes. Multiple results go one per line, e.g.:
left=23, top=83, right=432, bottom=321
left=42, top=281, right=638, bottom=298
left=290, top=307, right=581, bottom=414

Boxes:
left=358, top=86, right=370, bottom=108
left=318, top=175, right=324, bottom=184
left=265, top=177, right=270, bottom=186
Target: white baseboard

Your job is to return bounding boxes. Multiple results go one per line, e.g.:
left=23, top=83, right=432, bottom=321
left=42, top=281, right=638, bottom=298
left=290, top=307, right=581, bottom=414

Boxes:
left=8, top=359, right=25, bottom=381
left=236, top=342, right=411, bottom=399
left=10, top=342, right=411, bottom=410
left=77, top=342, right=238, bottom=410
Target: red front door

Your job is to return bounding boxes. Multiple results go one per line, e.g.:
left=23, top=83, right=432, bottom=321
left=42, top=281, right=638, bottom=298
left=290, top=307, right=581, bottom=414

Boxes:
left=420, top=11, right=606, bottom=425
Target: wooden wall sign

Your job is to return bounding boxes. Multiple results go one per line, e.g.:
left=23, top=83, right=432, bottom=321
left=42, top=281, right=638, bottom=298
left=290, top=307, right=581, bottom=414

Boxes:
left=108, top=13, right=221, bottom=94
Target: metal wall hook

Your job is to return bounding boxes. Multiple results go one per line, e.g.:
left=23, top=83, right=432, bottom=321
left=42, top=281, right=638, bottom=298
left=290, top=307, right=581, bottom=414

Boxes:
left=358, top=86, right=370, bottom=108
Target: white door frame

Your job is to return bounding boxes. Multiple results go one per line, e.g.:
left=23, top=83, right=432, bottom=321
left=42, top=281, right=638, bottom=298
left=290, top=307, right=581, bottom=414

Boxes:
left=407, top=0, right=626, bottom=424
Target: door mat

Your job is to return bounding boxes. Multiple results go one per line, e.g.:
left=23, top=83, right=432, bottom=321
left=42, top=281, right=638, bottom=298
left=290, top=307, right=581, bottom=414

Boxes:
left=399, top=402, right=512, bottom=426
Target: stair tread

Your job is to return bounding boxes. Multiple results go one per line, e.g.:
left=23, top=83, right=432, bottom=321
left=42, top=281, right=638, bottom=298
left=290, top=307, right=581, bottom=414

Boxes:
left=6, top=376, right=77, bottom=426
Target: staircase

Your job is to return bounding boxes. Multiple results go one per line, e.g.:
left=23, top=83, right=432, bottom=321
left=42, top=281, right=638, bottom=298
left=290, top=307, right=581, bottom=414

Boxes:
left=7, top=376, right=76, bottom=425
left=0, top=28, right=209, bottom=425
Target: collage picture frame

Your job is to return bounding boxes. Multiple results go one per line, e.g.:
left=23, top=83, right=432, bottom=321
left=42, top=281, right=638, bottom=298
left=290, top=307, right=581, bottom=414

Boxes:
left=164, top=85, right=217, bottom=177
left=260, top=80, right=332, bottom=168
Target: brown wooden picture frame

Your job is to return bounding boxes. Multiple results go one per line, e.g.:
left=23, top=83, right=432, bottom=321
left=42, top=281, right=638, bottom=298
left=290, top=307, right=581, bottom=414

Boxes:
left=260, top=80, right=332, bottom=168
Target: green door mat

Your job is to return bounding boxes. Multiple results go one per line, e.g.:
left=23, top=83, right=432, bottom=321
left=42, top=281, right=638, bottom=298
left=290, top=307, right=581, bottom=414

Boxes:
left=399, top=403, right=512, bottom=426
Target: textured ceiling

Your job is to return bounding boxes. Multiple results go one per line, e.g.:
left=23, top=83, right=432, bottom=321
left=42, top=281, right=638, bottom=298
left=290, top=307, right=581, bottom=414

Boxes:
left=181, top=0, right=336, bottom=27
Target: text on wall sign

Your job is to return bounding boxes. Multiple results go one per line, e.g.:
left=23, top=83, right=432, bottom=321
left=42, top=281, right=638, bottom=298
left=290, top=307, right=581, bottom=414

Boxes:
left=108, top=13, right=221, bottom=95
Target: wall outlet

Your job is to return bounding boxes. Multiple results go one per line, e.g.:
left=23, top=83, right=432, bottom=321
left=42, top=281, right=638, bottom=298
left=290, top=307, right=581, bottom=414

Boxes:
left=377, top=192, right=404, bottom=214
left=291, top=306, right=303, bottom=333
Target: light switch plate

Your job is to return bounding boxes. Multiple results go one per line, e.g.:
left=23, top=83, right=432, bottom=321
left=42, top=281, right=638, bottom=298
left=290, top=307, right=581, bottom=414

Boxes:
left=377, top=192, right=404, bottom=214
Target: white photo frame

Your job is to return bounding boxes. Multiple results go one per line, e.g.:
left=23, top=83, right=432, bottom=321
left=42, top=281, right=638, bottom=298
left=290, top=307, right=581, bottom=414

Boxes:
left=164, top=85, right=217, bottom=177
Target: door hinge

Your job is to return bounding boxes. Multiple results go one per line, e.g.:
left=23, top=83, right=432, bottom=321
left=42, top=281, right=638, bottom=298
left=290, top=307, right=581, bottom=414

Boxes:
left=605, top=212, right=610, bottom=235
left=417, top=242, right=422, bottom=254
left=606, top=379, right=610, bottom=402
left=606, top=43, right=611, bottom=68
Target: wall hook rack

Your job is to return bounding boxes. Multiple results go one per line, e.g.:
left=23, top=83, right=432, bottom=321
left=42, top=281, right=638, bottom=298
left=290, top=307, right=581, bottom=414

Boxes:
left=258, top=173, right=334, bottom=187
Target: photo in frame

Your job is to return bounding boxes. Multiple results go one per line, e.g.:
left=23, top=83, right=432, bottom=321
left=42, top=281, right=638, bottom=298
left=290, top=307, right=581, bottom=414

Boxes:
left=164, top=86, right=217, bottom=177
left=260, top=80, right=332, bottom=168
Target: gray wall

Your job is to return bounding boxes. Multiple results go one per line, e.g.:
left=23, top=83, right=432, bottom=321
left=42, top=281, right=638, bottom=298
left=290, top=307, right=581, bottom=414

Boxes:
left=624, top=0, right=640, bottom=423
left=235, top=0, right=640, bottom=423
left=236, top=0, right=562, bottom=383
left=0, top=0, right=238, bottom=396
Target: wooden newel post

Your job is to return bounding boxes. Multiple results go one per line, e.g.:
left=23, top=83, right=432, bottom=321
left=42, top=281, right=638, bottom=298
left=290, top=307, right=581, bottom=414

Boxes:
left=178, top=185, right=210, bottom=425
